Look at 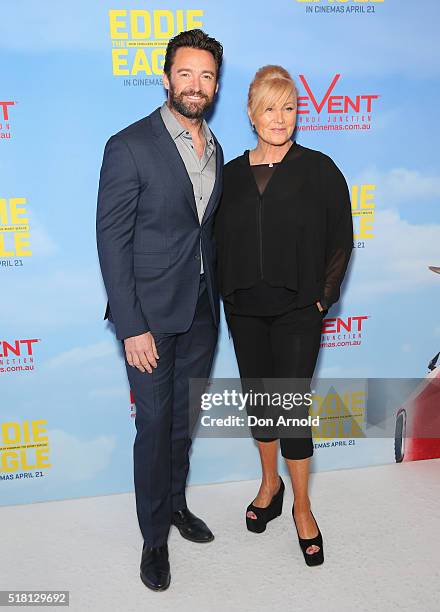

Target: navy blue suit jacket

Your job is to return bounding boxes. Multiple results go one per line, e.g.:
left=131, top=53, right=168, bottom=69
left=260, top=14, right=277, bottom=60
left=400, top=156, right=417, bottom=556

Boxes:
left=96, top=107, right=223, bottom=340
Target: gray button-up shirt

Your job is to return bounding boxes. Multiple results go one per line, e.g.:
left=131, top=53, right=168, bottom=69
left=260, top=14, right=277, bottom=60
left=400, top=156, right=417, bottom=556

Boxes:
left=160, top=101, right=216, bottom=274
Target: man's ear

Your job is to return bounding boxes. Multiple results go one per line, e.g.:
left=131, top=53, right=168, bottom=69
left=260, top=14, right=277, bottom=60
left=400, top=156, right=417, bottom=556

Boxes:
left=215, top=82, right=219, bottom=95
left=162, top=72, right=169, bottom=91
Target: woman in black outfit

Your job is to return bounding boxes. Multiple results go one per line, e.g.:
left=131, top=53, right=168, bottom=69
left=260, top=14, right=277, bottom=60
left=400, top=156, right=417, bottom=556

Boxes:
left=214, top=65, right=353, bottom=565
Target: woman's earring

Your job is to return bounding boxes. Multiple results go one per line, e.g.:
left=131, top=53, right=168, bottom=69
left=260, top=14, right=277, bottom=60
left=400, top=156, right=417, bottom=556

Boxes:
left=252, top=123, right=255, bottom=131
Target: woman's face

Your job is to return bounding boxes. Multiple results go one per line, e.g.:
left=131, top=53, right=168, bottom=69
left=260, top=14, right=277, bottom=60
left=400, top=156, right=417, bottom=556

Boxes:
left=250, top=92, right=297, bottom=147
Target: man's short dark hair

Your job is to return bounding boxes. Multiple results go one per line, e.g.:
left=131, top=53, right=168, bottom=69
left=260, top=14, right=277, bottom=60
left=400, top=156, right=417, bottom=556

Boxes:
left=164, top=28, right=223, bottom=78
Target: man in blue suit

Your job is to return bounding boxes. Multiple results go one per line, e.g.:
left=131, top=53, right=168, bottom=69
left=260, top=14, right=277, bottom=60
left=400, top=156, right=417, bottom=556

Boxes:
left=96, top=29, right=223, bottom=591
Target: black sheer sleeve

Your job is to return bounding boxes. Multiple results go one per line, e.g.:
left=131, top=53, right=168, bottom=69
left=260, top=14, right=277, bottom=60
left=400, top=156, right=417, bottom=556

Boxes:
left=320, top=155, right=354, bottom=311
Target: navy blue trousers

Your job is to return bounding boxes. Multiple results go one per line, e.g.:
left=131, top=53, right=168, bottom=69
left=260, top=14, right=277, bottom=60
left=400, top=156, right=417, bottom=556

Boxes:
left=124, top=276, right=217, bottom=547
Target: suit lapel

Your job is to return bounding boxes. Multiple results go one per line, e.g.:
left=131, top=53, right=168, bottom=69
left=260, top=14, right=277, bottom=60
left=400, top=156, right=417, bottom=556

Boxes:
left=201, top=134, right=223, bottom=225
left=151, top=107, right=223, bottom=225
left=151, top=108, right=198, bottom=220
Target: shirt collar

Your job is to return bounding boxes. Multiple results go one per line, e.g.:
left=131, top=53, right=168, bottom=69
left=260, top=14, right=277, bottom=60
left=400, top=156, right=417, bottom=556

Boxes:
left=160, top=101, right=214, bottom=148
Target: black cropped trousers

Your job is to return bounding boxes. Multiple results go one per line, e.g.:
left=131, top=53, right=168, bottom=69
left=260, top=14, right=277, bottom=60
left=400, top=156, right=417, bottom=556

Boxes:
left=227, top=302, right=324, bottom=460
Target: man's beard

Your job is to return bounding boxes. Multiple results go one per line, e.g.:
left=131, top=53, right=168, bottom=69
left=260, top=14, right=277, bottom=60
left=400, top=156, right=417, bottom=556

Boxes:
left=169, top=83, right=213, bottom=119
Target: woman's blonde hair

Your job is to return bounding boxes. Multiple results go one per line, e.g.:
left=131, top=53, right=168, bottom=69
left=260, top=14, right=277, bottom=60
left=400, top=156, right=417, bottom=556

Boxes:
left=248, top=65, right=298, bottom=121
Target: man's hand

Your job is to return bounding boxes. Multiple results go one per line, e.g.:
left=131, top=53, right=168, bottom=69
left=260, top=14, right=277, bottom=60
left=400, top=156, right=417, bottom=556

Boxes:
left=124, top=332, right=159, bottom=374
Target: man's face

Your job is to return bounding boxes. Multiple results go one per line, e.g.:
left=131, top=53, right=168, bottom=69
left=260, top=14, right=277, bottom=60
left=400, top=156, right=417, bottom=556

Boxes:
left=163, top=47, right=218, bottom=119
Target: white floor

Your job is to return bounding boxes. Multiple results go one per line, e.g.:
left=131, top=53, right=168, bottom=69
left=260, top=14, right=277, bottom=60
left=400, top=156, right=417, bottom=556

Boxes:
left=1, top=459, right=439, bottom=612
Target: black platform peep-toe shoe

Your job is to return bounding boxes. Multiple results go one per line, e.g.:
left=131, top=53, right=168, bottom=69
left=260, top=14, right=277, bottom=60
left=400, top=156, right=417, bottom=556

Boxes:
left=292, top=503, right=324, bottom=566
left=246, top=476, right=285, bottom=533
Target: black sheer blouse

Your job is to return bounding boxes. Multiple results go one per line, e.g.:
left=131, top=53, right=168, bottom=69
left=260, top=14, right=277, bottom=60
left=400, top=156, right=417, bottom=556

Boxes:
left=214, top=142, right=354, bottom=318
left=230, top=161, right=298, bottom=316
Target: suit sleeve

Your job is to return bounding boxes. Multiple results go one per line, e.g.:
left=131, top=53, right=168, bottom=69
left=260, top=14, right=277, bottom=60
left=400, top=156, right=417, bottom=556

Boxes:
left=96, top=135, right=149, bottom=340
left=319, top=155, right=354, bottom=312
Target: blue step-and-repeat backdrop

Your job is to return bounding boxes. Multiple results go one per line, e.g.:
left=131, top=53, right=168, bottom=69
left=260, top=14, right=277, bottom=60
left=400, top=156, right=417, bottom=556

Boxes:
left=1, top=1, right=440, bottom=505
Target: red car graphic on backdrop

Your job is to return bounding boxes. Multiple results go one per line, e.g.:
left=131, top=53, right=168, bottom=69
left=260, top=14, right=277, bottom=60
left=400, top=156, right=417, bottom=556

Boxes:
left=394, top=266, right=440, bottom=462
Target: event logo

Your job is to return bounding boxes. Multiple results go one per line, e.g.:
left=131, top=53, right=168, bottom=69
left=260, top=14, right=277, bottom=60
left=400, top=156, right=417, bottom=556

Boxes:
left=296, top=74, right=379, bottom=131
left=296, top=0, right=384, bottom=14
left=0, top=101, right=15, bottom=140
left=311, top=387, right=366, bottom=442
left=321, top=315, right=369, bottom=348
left=129, top=389, right=136, bottom=418
left=0, top=197, right=32, bottom=265
left=0, top=338, right=40, bottom=374
left=352, top=183, right=375, bottom=248
left=0, top=419, right=51, bottom=478
left=109, top=9, right=204, bottom=86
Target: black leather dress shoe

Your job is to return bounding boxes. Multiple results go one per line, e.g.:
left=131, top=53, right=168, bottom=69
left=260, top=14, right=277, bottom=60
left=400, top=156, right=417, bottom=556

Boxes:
left=140, top=543, right=170, bottom=591
left=171, top=508, right=214, bottom=543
